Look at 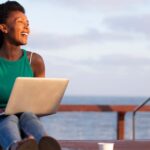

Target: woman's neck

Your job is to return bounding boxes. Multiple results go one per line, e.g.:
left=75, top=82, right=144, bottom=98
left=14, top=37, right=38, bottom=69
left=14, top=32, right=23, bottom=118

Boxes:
left=0, top=43, right=22, bottom=60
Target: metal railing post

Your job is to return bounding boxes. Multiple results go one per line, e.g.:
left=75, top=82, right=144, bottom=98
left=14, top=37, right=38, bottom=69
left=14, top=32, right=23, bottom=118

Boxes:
left=132, top=97, right=150, bottom=140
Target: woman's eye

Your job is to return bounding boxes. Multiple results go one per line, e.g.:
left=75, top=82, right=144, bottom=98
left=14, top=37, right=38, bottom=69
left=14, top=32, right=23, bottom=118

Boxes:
left=17, top=20, right=28, bottom=26
left=16, top=20, right=23, bottom=24
left=15, top=18, right=29, bottom=27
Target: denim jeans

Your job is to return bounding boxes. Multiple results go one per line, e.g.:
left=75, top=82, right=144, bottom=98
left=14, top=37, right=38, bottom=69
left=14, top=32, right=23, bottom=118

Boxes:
left=0, top=112, right=47, bottom=150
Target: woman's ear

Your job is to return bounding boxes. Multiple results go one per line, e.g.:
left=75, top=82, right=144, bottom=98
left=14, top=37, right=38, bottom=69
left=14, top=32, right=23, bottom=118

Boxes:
left=0, top=24, right=8, bottom=33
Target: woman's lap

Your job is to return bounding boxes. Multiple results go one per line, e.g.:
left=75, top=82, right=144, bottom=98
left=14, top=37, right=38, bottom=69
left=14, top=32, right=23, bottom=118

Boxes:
left=0, top=112, right=46, bottom=150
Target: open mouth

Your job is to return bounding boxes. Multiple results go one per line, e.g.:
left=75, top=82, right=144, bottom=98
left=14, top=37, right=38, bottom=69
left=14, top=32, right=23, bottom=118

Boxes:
left=21, top=32, right=29, bottom=36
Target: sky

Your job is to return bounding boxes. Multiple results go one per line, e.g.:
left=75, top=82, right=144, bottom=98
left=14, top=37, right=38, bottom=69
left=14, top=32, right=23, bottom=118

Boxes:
left=2, top=0, right=150, bottom=97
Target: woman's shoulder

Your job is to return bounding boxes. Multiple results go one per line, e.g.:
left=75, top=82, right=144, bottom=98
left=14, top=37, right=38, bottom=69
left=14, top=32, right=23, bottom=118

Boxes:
left=26, top=50, right=44, bottom=64
left=26, top=50, right=45, bottom=77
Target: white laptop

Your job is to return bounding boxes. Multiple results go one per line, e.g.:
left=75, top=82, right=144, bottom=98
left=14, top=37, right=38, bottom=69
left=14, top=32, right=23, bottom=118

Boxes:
left=3, top=77, right=69, bottom=115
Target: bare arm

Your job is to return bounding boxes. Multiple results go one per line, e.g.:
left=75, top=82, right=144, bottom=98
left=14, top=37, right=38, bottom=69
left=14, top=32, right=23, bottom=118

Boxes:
left=30, top=53, right=45, bottom=77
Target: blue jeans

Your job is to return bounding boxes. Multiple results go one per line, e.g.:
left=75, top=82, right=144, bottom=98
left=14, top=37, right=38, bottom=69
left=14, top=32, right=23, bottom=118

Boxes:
left=0, top=112, right=47, bottom=150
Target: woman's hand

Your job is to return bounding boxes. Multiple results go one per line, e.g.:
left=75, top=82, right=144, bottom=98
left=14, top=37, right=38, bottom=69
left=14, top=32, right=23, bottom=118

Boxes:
left=0, top=109, right=4, bottom=113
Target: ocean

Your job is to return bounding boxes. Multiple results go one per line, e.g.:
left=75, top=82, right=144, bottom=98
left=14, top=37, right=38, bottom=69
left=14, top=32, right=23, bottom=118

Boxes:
left=40, top=96, right=150, bottom=140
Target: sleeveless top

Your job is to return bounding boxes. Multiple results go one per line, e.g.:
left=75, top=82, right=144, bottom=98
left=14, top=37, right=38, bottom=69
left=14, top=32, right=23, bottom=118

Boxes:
left=0, top=49, right=34, bottom=108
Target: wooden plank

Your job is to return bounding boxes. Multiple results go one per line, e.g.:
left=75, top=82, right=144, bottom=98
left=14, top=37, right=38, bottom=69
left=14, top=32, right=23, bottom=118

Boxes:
left=59, top=105, right=150, bottom=112
left=59, top=140, right=150, bottom=150
left=59, top=140, right=100, bottom=150
left=115, top=140, right=150, bottom=150
left=58, top=140, right=99, bottom=150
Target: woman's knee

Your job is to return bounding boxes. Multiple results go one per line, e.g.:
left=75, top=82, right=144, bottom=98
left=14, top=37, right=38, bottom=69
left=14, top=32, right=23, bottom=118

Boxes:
left=1, top=115, right=19, bottom=124
left=0, top=115, right=19, bottom=131
left=20, top=112, right=38, bottom=122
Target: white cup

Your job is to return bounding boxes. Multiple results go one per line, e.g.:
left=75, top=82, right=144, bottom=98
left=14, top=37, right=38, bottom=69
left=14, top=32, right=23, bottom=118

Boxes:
left=98, top=143, right=114, bottom=150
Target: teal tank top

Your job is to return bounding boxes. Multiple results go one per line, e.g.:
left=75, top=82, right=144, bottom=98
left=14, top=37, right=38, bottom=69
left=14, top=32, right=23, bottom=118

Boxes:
left=0, top=49, right=34, bottom=108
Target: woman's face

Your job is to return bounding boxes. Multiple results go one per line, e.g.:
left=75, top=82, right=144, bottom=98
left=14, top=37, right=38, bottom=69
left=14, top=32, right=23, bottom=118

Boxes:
left=4, top=11, right=30, bottom=46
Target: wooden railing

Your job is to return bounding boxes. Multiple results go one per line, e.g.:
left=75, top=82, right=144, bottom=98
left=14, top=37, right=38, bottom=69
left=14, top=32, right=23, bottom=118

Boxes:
left=58, top=105, right=150, bottom=140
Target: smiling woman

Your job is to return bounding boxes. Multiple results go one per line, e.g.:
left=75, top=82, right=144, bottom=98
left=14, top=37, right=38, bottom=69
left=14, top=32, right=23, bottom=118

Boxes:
left=0, top=1, right=61, bottom=150
left=1, top=11, right=30, bottom=46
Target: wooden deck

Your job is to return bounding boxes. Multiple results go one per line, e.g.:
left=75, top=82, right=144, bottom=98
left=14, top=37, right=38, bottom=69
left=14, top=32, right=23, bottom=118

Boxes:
left=0, top=140, right=149, bottom=150
left=59, top=140, right=150, bottom=150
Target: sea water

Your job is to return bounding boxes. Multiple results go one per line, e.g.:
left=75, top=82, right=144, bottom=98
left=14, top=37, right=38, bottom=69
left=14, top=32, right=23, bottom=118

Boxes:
left=40, top=96, right=150, bottom=140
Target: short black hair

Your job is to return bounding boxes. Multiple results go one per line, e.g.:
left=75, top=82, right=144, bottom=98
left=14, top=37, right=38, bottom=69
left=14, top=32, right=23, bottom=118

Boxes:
left=0, top=1, right=25, bottom=47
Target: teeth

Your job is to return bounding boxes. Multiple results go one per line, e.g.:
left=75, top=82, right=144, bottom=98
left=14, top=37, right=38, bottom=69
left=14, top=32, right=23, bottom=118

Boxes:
left=21, top=33, right=28, bottom=36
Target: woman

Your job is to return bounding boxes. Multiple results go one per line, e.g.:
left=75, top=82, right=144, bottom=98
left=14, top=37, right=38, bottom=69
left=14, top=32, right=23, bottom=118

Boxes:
left=0, top=1, right=61, bottom=150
